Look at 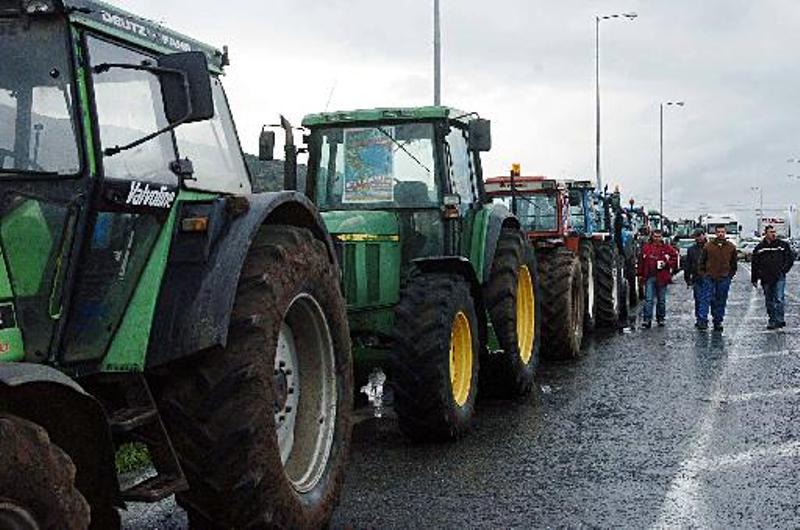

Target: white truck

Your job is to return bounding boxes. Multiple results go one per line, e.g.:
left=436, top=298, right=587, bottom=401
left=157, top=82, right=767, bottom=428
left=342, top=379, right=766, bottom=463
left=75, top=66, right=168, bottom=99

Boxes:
left=760, top=216, right=789, bottom=238
left=700, top=213, right=742, bottom=247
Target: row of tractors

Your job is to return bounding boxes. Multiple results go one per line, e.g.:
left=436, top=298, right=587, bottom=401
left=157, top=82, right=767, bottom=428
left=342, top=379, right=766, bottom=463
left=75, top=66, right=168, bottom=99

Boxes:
left=0, top=1, right=667, bottom=529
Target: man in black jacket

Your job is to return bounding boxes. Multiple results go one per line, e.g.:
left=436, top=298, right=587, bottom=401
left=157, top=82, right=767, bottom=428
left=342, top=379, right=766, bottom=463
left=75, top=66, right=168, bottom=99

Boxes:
left=752, top=225, right=794, bottom=329
left=685, top=229, right=709, bottom=328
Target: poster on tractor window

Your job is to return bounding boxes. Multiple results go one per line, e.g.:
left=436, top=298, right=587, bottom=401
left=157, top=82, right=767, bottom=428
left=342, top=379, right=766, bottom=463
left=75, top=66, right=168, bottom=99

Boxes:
left=343, top=127, right=394, bottom=204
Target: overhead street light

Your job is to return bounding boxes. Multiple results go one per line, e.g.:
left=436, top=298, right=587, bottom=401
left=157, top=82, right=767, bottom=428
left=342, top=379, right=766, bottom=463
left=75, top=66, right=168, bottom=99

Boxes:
left=659, top=101, right=685, bottom=228
left=594, top=11, right=638, bottom=190
left=750, top=185, right=764, bottom=234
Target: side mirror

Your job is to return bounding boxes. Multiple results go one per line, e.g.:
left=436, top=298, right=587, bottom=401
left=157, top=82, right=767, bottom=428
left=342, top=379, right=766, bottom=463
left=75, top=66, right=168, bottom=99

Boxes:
left=468, top=119, right=491, bottom=152
left=158, top=51, right=214, bottom=124
left=259, top=128, right=276, bottom=161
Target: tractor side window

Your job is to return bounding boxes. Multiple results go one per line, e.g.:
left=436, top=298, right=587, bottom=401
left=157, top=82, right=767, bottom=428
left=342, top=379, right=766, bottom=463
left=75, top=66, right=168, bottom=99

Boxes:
left=445, top=126, right=476, bottom=206
left=175, top=77, right=251, bottom=194
left=87, top=36, right=177, bottom=186
left=569, top=190, right=585, bottom=232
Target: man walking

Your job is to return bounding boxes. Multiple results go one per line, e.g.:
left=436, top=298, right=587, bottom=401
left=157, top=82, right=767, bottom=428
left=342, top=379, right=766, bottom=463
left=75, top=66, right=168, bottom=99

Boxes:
left=684, top=229, right=709, bottom=329
left=751, top=225, right=794, bottom=329
left=638, top=229, right=679, bottom=328
left=698, top=225, right=738, bottom=331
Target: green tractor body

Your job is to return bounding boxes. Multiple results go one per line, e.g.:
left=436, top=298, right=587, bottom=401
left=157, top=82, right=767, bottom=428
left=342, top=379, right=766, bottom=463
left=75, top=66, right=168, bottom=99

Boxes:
left=302, top=107, right=541, bottom=440
left=0, top=2, right=353, bottom=528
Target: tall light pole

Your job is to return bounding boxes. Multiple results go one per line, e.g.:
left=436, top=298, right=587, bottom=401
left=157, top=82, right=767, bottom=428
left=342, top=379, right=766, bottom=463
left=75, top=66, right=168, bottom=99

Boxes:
left=659, top=101, right=684, bottom=229
left=750, top=185, right=763, bottom=235
left=595, top=12, right=637, bottom=190
left=433, top=0, right=441, bottom=106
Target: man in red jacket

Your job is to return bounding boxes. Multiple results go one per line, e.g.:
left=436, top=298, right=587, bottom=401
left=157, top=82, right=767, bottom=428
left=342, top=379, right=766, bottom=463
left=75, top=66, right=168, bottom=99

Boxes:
left=637, top=229, right=679, bottom=328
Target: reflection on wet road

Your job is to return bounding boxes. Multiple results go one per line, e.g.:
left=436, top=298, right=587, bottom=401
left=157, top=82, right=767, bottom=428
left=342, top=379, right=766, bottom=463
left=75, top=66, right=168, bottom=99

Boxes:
left=332, top=266, right=800, bottom=528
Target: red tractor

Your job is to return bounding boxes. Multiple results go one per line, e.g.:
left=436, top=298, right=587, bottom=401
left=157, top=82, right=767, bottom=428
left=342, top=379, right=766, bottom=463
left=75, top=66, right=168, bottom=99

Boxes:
left=485, top=174, right=585, bottom=359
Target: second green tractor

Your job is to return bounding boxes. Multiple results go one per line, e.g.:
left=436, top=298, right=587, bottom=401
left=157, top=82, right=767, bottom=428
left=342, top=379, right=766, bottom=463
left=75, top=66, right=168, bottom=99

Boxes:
left=293, top=107, right=541, bottom=441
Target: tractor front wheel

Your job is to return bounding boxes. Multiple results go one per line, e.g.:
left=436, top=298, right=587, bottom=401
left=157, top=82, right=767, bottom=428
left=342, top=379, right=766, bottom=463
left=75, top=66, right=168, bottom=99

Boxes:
left=538, top=247, right=585, bottom=360
left=391, top=273, right=480, bottom=441
left=153, top=225, right=353, bottom=529
left=482, top=228, right=541, bottom=398
left=0, top=414, right=90, bottom=530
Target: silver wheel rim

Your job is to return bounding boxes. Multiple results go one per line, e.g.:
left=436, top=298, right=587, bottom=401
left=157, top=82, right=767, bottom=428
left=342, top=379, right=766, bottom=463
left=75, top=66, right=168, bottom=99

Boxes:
left=274, top=293, right=338, bottom=494
left=0, top=502, right=39, bottom=530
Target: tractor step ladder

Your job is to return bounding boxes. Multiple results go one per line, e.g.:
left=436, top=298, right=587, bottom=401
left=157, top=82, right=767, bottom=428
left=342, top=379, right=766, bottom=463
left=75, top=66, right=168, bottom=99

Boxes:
left=107, top=374, right=188, bottom=503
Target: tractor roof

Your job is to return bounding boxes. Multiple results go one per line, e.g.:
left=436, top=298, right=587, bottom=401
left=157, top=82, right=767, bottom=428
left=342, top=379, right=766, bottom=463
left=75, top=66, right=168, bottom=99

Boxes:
left=65, top=0, right=227, bottom=73
left=302, top=106, right=475, bottom=128
left=484, top=175, right=561, bottom=196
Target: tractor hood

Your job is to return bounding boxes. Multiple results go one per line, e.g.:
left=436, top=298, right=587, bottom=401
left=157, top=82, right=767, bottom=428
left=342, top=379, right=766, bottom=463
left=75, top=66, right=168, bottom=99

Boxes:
left=321, top=210, right=401, bottom=312
left=321, top=210, right=400, bottom=240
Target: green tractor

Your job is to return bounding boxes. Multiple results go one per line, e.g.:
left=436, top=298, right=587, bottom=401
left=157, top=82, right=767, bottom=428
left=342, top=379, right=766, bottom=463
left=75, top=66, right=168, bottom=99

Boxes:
left=295, top=107, right=541, bottom=441
left=0, top=1, right=352, bottom=528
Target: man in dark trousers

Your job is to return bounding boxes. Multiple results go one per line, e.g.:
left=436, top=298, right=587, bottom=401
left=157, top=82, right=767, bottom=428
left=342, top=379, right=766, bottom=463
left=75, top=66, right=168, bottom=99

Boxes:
left=751, top=225, right=794, bottom=329
left=637, top=229, right=679, bottom=328
left=698, top=225, right=738, bottom=331
left=684, top=229, right=709, bottom=329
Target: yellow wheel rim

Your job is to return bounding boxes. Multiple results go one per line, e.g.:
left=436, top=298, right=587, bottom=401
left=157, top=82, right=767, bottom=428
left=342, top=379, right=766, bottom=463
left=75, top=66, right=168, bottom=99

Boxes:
left=516, top=265, right=535, bottom=365
left=449, top=311, right=473, bottom=407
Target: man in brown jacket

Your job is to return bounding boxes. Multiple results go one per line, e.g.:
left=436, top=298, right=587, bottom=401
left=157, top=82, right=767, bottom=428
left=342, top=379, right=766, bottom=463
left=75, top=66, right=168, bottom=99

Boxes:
left=697, top=225, right=738, bottom=331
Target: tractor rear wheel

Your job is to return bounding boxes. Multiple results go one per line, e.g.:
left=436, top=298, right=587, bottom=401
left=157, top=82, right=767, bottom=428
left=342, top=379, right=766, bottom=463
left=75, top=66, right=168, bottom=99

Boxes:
left=153, top=225, right=352, bottom=529
left=579, top=241, right=596, bottom=331
left=594, top=241, right=621, bottom=328
left=537, top=247, right=585, bottom=360
left=391, top=273, right=480, bottom=441
left=0, top=414, right=90, bottom=530
left=482, top=228, right=541, bottom=398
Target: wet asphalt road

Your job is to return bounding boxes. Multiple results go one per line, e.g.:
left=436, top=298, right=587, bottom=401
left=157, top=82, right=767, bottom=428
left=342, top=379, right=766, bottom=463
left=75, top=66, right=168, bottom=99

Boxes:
left=124, top=265, right=800, bottom=528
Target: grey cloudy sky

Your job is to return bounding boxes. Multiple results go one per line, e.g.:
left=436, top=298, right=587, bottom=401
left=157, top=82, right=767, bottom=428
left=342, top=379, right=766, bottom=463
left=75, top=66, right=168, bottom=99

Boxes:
left=117, top=0, right=800, bottom=233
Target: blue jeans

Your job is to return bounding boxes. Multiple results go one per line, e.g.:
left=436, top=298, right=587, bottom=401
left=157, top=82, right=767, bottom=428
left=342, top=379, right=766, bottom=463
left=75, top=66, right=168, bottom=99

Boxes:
left=763, top=276, right=786, bottom=325
left=698, top=277, right=732, bottom=325
left=642, top=277, right=667, bottom=323
left=693, top=277, right=711, bottom=324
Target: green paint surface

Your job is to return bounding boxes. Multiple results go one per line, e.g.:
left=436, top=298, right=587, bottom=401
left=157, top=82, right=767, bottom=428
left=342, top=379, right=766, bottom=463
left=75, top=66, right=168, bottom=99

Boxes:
left=0, top=246, right=13, bottom=299
left=322, top=210, right=399, bottom=236
left=467, top=206, right=492, bottom=282
left=0, top=200, right=52, bottom=297
left=0, top=328, right=24, bottom=362
left=101, top=191, right=213, bottom=372
left=303, top=106, right=472, bottom=127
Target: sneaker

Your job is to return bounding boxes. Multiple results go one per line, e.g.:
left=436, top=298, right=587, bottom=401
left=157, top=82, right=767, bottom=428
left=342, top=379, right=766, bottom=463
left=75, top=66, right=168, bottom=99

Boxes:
left=642, top=321, right=652, bottom=329
left=779, top=322, right=787, bottom=328
left=696, top=321, right=708, bottom=330
left=713, top=324, right=724, bottom=332
left=657, top=320, right=666, bottom=327
left=767, top=323, right=778, bottom=330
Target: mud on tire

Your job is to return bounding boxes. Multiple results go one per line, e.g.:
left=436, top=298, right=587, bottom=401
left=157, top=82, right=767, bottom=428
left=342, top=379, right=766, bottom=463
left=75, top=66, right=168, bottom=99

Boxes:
left=390, top=273, right=480, bottom=442
left=152, top=225, right=353, bottom=529
left=537, top=247, right=585, bottom=360
left=481, top=228, right=541, bottom=398
left=0, top=414, right=90, bottom=530
left=593, top=241, right=621, bottom=328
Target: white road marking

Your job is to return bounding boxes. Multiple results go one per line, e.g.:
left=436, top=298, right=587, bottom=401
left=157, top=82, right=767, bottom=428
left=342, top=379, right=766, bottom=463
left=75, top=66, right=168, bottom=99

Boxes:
left=655, top=286, right=760, bottom=528
left=733, top=349, right=796, bottom=361
left=721, top=387, right=800, bottom=404
left=696, top=441, right=800, bottom=471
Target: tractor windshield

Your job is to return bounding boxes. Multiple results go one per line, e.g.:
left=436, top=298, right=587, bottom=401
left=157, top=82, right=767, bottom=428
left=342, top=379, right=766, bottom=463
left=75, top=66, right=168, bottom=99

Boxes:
left=0, top=18, right=80, bottom=177
left=513, top=194, right=558, bottom=232
left=312, top=123, right=439, bottom=210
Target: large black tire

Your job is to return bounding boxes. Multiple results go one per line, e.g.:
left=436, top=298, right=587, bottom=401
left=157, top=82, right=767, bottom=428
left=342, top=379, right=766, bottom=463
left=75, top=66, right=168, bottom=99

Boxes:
left=391, top=273, right=480, bottom=441
left=537, top=247, right=585, bottom=360
left=152, top=225, right=353, bottom=529
left=578, top=240, right=596, bottom=331
left=0, top=414, right=90, bottom=530
left=482, top=228, right=541, bottom=398
left=594, top=241, right=621, bottom=328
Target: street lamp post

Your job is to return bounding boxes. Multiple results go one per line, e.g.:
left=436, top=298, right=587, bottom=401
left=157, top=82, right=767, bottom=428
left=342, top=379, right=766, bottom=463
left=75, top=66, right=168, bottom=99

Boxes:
left=659, top=101, right=685, bottom=229
left=433, top=0, right=441, bottom=106
left=594, top=12, right=637, bottom=191
left=750, top=185, right=763, bottom=235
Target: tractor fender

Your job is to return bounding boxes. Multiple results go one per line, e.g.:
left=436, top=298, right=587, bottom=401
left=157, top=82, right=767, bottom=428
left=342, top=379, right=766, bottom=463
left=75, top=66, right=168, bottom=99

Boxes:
left=0, top=364, right=122, bottom=510
left=411, top=256, right=488, bottom=346
left=147, top=191, right=337, bottom=369
left=481, top=204, right=521, bottom=283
